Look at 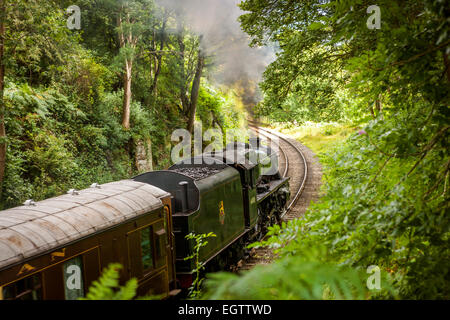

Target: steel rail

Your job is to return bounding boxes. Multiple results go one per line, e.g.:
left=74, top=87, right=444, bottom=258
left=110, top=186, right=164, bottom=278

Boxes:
left=248, top=122, right=308, bottom=215
left=251, top=126, right=289, bottom=178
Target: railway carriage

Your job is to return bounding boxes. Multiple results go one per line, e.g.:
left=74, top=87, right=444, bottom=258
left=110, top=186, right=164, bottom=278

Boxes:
left=0, top=180, right=176, bottom=300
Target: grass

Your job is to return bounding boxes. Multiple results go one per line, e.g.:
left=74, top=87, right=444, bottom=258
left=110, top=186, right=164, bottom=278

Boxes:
left=269, top=122, right=359, bottom=155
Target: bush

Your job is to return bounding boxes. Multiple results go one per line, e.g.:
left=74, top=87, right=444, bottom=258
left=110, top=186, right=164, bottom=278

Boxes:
left=252, top=115, right=449, bottom=299
left=2, top=83, right=136, bottom=208
left=203, top=254, right=370, bottom=300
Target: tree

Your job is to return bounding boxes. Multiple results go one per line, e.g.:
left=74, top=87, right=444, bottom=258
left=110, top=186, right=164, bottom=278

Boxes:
left=175, top=17, right=205, bottom=133
left=186, top=48, right=205, bottom=133
left=233, top=0, right=450, bottom=299
left=148, top=8, right=168, bottom=99
left=0, top=0, right=6, bottom=200
left=0, top=0, right=71, bottom=199
left=239, top=0, right=449, bottom=123
left=115, top=0, right=154, bottom=129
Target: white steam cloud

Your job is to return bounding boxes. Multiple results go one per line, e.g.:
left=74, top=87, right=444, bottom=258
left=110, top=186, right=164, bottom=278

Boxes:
left=158, top=0, right=275, bottom=89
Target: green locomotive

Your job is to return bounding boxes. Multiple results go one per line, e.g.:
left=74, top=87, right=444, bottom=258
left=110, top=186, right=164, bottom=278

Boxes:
left=0, top=141, right=289, bottom=299
left=134, top=142, right=290, bottom=289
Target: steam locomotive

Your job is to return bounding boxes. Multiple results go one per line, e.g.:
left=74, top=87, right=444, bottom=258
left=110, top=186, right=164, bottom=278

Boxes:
left=0, top=138, right=289, bottom=300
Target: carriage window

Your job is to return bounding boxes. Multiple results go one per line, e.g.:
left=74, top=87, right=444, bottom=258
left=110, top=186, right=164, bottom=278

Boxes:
left=63, top=256, right=85, bottom=300
left=1, top=273, right=42, bottom=300
left=141, top=226, right=154, bottom=271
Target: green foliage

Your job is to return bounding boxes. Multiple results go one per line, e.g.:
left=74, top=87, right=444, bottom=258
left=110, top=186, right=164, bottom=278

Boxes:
left=0, top=0, right=248, bottom=208
left=203, top=254, right=370, bottom=300
left=240, top=0, right=449, bottom=125
left=197, top=85, right=225, bottom=130
left=232, top=0, right=450, bottom=300
left=184, top=232, right=217, bottom=299
left=197, top=82, right=247, bottom=132
left=257, top=47, right=362, bottom=124
left=2, top=0, right=77, bottom=86
left=2, top=83, right=134, bottom=208
left=251, top=117, right=448, bottom=299
left=211, top=110, right=448, bottom=299
left=81, top=264, right=138, bottom=300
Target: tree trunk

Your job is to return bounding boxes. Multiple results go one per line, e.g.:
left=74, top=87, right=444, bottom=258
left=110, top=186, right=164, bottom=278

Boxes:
left=187, top=52, right=204, bottom=133
left=117, top=8, right=135, bottom=130
left=150, top=17, right=167, bottom=98
left=0, top=0, right=6, bottom=200
left=177, top=20, right=189, bottom=114
left=369, top=102, right=376, bottom=119
left=122, top=59, right=132, bottom=129
left=375, top=94, right=383, bottom=119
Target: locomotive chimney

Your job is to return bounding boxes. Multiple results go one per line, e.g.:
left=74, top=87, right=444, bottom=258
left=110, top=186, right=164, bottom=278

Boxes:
left=179, top=181, right=189, bottom=213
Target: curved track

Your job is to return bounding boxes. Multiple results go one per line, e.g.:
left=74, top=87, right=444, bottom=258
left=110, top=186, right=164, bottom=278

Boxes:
left=248, top=122, right=308, bottom=219
left=236, top=122, right=317, bottom=271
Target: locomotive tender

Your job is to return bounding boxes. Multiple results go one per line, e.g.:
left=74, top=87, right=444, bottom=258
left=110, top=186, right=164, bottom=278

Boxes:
left=0, top=139, right=289, bottom=300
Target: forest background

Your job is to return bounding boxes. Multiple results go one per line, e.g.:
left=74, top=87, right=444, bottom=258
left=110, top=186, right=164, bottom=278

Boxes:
left=0, top=0, right=448, bottom=300
left=202, top=0, right=449, bottom=300
left=0, top=0, right=262, bottom=209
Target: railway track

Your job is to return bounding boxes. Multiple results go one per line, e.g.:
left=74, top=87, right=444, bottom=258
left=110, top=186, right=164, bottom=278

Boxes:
left=236, top=122, right=315, bottom=271
left=249, top=124, right=308, bottom=219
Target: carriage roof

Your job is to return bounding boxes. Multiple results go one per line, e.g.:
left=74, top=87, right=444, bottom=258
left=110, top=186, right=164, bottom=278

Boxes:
left=0, top=180, right=169, bottom=270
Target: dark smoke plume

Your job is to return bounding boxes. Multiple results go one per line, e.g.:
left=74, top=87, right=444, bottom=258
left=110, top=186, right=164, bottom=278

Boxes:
left=157, top=0, right=274, bottom=105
